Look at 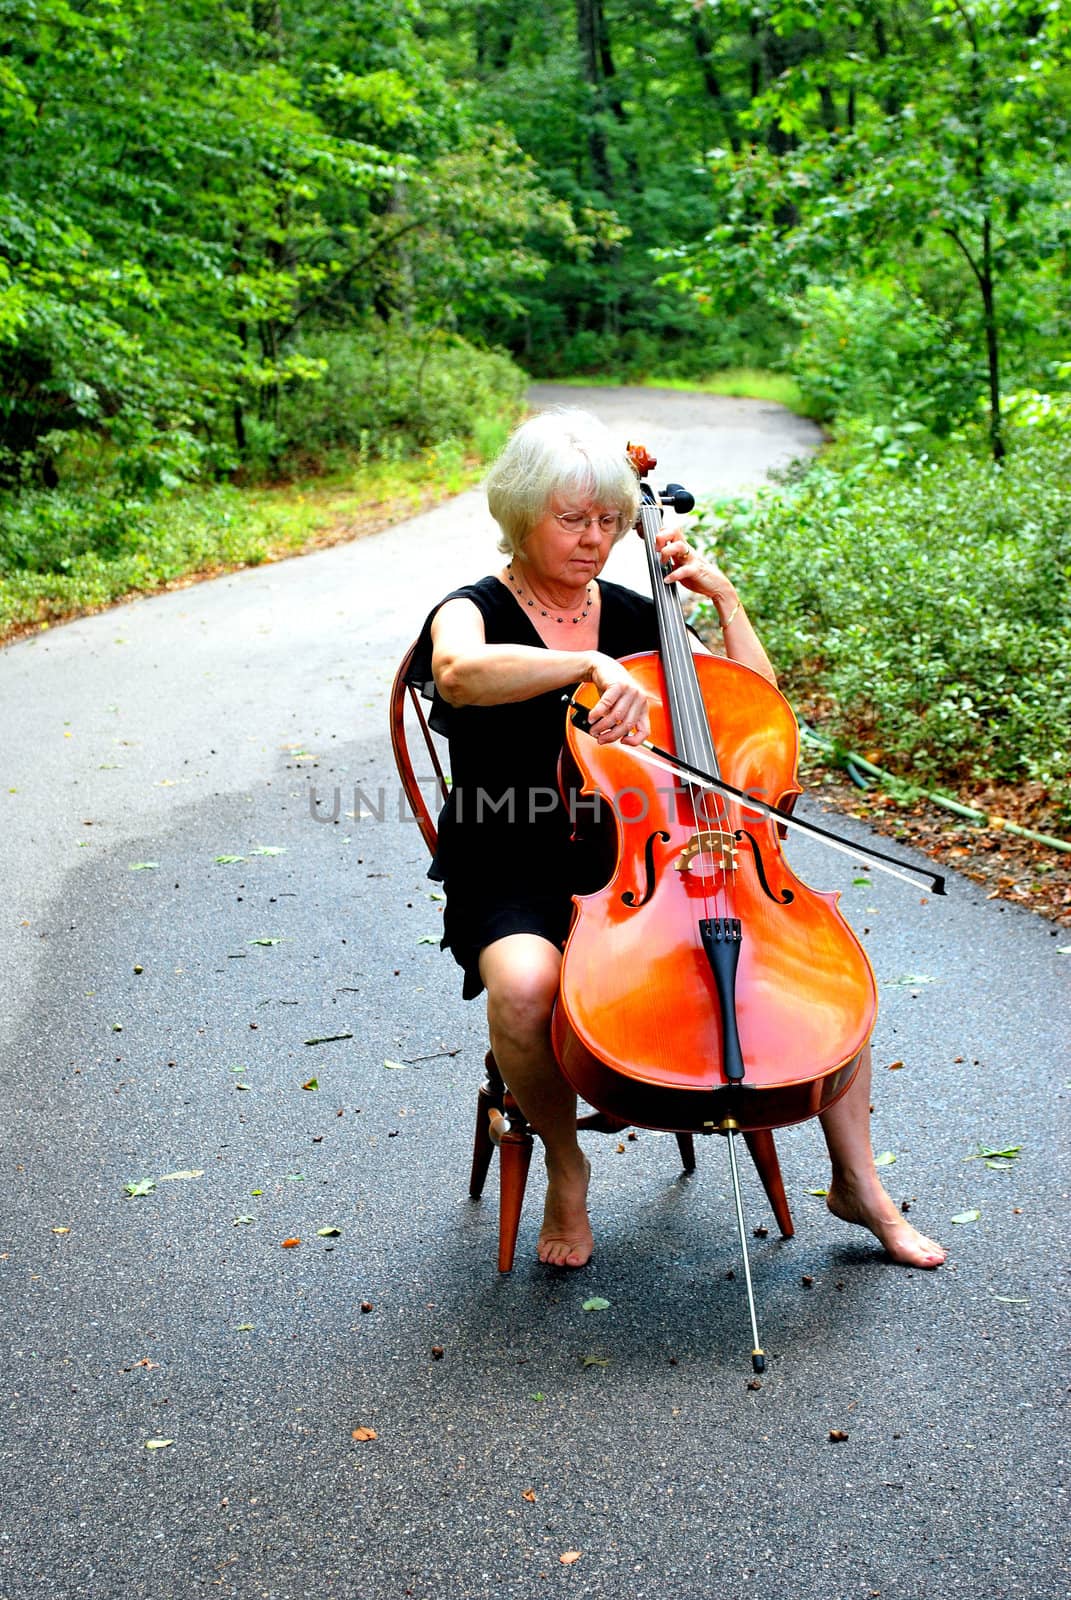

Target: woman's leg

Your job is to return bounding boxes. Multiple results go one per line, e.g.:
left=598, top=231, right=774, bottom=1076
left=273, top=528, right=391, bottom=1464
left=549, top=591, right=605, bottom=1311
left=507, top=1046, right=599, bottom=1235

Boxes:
left=479, top=933, right=593, bottom=1267
left=820, top=1044, right=946, bottom=1268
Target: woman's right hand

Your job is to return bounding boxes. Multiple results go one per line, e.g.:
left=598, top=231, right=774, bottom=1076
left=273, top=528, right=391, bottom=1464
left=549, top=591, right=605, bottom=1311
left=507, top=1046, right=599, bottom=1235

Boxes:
left=585, top=654, right=650, bottom=746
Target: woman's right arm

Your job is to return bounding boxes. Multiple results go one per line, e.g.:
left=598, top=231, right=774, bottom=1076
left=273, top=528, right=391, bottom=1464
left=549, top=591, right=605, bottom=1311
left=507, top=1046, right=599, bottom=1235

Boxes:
left=430, top=600, right=650, bottom=745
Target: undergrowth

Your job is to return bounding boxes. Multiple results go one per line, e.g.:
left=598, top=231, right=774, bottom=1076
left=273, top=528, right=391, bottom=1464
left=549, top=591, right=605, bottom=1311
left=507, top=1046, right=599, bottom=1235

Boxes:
left=692, top=431, right=1071, bottom=823
left=0, top=441, right=492, bottom=639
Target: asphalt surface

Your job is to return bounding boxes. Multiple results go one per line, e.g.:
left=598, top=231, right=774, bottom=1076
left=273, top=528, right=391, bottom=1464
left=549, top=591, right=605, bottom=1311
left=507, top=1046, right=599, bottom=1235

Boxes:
left=1, top=387, right=1067, bottom=1600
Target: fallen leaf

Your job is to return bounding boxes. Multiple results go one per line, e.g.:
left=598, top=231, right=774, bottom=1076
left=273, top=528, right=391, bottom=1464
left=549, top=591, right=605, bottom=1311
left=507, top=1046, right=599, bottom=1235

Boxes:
left=305, top=1034, right=353, bottom=1047
left=581, top=1355, right=611, bottom=1367
left=886, top=1059, right=905, bottom=1071
left=233, top=1215, right=255, bottom=1226
left=805, top=1186, right=828, bottom=1196
left=828, top=1430, right=849, bottom=1443
left=351, top=1427, right=377, bottom=1441
left=51, top=1226, right=71, bottom=1235
left=129, top=862, right=158, bottom=871
left=965, top=1144, right=1022, bottom=1162
left=316, top=1226, right=342, bottom=1238
left=280, top=1237, right=301, bottom=1248
left=123, top=1179, right=155, bottom=1197
left=302, top=1078, right=319, bottom=1091
left=235, top=1323, right=254, bottom=1332
left=560, top=1552, right=582, bottom=1565
left=884, top=973, right=936, bottom=987
left=157, top=1169, right=204, bottom=1182
left=522, top=1489, right=536, bottom=1503
left=416, top=934, right=439, bottom=945
left=951, top=1209, right=981, bottom=1224
left=249, top=845, right=285, bottom=856
left=874, top=1151, right=897, bottom=1167
left=248, top=937, right=283, bottom=946
left=582, top=1297, right=610, bottom=1312
left=993, top=1296, right=1029, bottom=1305
left=144, top=1439, right=173, bottom=1450
left=215, top=855, right=246, bottom=865
left=383, top=1059, right=409, bottom=1071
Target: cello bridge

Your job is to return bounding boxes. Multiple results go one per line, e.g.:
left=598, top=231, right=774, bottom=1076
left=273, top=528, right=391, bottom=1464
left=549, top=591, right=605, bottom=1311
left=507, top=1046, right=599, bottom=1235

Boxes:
left=674, top=829, right=737, bottom=875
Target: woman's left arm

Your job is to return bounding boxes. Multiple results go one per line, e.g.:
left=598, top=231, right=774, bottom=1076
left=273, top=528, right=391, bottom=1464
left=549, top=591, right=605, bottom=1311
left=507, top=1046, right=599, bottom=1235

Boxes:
left=654, top=527, right=777, bottom=686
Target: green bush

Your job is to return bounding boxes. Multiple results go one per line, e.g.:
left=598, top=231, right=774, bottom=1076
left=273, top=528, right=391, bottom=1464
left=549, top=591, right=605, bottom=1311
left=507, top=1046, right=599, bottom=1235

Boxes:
left=0, top=484, right=274, bottom=632
left=692, top=431, right=1071, bottom=819
left=275, top=323, right=526, bottom=462
left=790, top=281, right=981, bottom=456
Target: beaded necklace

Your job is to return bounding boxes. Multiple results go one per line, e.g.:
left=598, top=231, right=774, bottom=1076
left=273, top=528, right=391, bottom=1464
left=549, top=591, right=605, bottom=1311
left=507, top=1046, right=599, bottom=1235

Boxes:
left=506, top=563, right=594, bottom=626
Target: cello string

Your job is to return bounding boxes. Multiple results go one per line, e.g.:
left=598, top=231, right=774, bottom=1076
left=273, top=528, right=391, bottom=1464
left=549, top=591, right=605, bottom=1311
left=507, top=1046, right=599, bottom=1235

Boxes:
left=651, top=501, right=734, bottom=916
left=639, top=501, right=729, bottom=927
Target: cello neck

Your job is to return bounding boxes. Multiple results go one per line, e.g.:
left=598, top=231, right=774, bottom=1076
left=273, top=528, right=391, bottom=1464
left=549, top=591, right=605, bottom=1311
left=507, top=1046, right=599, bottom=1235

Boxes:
left=638, top=496, right=721, bottom=780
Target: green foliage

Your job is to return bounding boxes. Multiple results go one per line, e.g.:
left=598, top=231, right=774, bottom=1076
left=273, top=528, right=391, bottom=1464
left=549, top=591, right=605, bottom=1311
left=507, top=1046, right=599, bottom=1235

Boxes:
left=692, top=432, right=1071, bottom=817
left=0, top=443, right=492, bottom=634
left=275, top=324, right=525, bottom=464
left=0, top=484, right=273, bottom=631
left=0, top=0, right=545, bottom=487
left=790, top=282, right=981, bottom=455
left=664, top=0, right=1071, bottom=459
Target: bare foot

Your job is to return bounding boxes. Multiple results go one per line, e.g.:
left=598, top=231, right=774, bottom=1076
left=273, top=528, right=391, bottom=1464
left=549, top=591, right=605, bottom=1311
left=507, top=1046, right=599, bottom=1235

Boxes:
left=538, top=1152, right=594, bottom=1268
left=827, top=1181, right=946, bottom=1268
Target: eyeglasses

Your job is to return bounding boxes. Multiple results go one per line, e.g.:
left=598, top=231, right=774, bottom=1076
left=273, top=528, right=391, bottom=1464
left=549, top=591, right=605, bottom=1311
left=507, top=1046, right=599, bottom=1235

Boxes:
left=553, top=510, right=622, bottom=534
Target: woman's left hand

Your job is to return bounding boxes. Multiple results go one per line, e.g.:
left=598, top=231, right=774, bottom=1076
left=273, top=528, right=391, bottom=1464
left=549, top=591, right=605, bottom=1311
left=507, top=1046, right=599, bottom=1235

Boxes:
left=654, top=528, right=738, bottom=616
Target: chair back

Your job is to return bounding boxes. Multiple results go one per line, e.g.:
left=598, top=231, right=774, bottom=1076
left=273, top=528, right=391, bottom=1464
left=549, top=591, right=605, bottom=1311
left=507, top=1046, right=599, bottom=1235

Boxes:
left=389, top=642, right=449, bottom=858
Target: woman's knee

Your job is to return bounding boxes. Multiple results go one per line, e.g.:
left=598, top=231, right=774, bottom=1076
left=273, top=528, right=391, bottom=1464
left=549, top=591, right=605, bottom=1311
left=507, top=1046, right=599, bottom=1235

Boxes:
left=481, top=937, right=560, bottom=1046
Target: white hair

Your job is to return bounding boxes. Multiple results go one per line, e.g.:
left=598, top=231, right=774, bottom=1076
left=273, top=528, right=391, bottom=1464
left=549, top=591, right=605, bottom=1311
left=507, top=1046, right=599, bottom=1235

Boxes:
left=485, top=408, right=641, bottom=557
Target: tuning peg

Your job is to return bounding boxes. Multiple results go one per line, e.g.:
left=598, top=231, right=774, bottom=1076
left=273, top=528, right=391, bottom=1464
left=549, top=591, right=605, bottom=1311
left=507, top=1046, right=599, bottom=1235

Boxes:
left=661, top=482, right=695, bottom=514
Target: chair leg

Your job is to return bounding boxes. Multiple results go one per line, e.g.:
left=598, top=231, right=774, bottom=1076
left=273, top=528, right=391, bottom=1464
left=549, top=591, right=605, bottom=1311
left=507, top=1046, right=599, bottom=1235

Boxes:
left=475, top=1051, right=536, bottom=1273
left=497, top=1118, right=535, bottom=1274
left=742, top=1128, right=795, bottom=1238
left=675, top=1132, right=697, bottom=1173
left=469, top=1054, right=504, bottom=1200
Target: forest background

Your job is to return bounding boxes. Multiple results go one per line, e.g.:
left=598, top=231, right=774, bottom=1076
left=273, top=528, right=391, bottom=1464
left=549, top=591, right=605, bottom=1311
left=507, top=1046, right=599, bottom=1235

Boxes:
left=1, top=1, right=1068, bottom=891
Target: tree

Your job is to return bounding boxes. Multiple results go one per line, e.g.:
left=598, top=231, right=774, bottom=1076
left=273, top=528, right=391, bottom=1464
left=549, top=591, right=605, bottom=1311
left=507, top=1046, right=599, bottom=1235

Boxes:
left=663, top=0, right=1071, bottom=457
left=0, top=0, right=568, bottom=482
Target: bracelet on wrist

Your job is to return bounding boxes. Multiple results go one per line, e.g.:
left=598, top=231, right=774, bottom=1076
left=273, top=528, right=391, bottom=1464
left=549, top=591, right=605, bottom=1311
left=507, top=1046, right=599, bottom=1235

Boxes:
left=719, top=598, right=741, bottom=629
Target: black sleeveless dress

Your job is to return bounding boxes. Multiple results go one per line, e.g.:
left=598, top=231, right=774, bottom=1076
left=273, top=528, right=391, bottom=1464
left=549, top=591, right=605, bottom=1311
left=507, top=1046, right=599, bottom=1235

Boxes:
left=406, top=574, right=662, bottom=998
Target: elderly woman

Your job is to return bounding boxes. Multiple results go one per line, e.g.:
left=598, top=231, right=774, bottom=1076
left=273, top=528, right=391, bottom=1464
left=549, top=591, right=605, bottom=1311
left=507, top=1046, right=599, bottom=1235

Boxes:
left=409, top=409, right=944, bottom=1272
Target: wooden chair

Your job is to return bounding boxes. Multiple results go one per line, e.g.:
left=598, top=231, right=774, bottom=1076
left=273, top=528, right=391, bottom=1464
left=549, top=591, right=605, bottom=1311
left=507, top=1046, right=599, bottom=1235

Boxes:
left=390, top=642, right=794, bottom=1271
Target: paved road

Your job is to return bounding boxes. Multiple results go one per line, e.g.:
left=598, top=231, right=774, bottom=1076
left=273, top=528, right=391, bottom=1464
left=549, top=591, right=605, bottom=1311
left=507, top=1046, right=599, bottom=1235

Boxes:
left=1, top=388, right=1067, bottom=1600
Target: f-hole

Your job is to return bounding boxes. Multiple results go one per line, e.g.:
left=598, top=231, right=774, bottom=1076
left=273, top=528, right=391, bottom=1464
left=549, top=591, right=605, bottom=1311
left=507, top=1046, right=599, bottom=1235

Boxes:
left=621, top=829, right=671, bottom=908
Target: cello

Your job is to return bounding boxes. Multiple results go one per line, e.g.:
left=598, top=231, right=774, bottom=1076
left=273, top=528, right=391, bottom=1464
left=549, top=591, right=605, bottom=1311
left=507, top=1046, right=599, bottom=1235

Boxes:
left=553, top=445, right=942, bottom=1370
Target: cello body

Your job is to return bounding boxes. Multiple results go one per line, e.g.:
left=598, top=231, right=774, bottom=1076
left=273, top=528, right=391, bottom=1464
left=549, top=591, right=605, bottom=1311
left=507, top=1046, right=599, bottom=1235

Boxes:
left=553, top=650, right=876, bottom=1134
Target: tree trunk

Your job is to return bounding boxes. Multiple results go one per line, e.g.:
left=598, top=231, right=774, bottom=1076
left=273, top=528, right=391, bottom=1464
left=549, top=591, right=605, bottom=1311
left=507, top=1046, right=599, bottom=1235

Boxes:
left=475, top=2, right=518, bottom=75
left=690, top=8, right=740, bottom=152
left=596, top=1, right=627, bottom=128
left=981, top=216, right=1004, bottom=462
left=575, top=0, right=614, bottom=195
